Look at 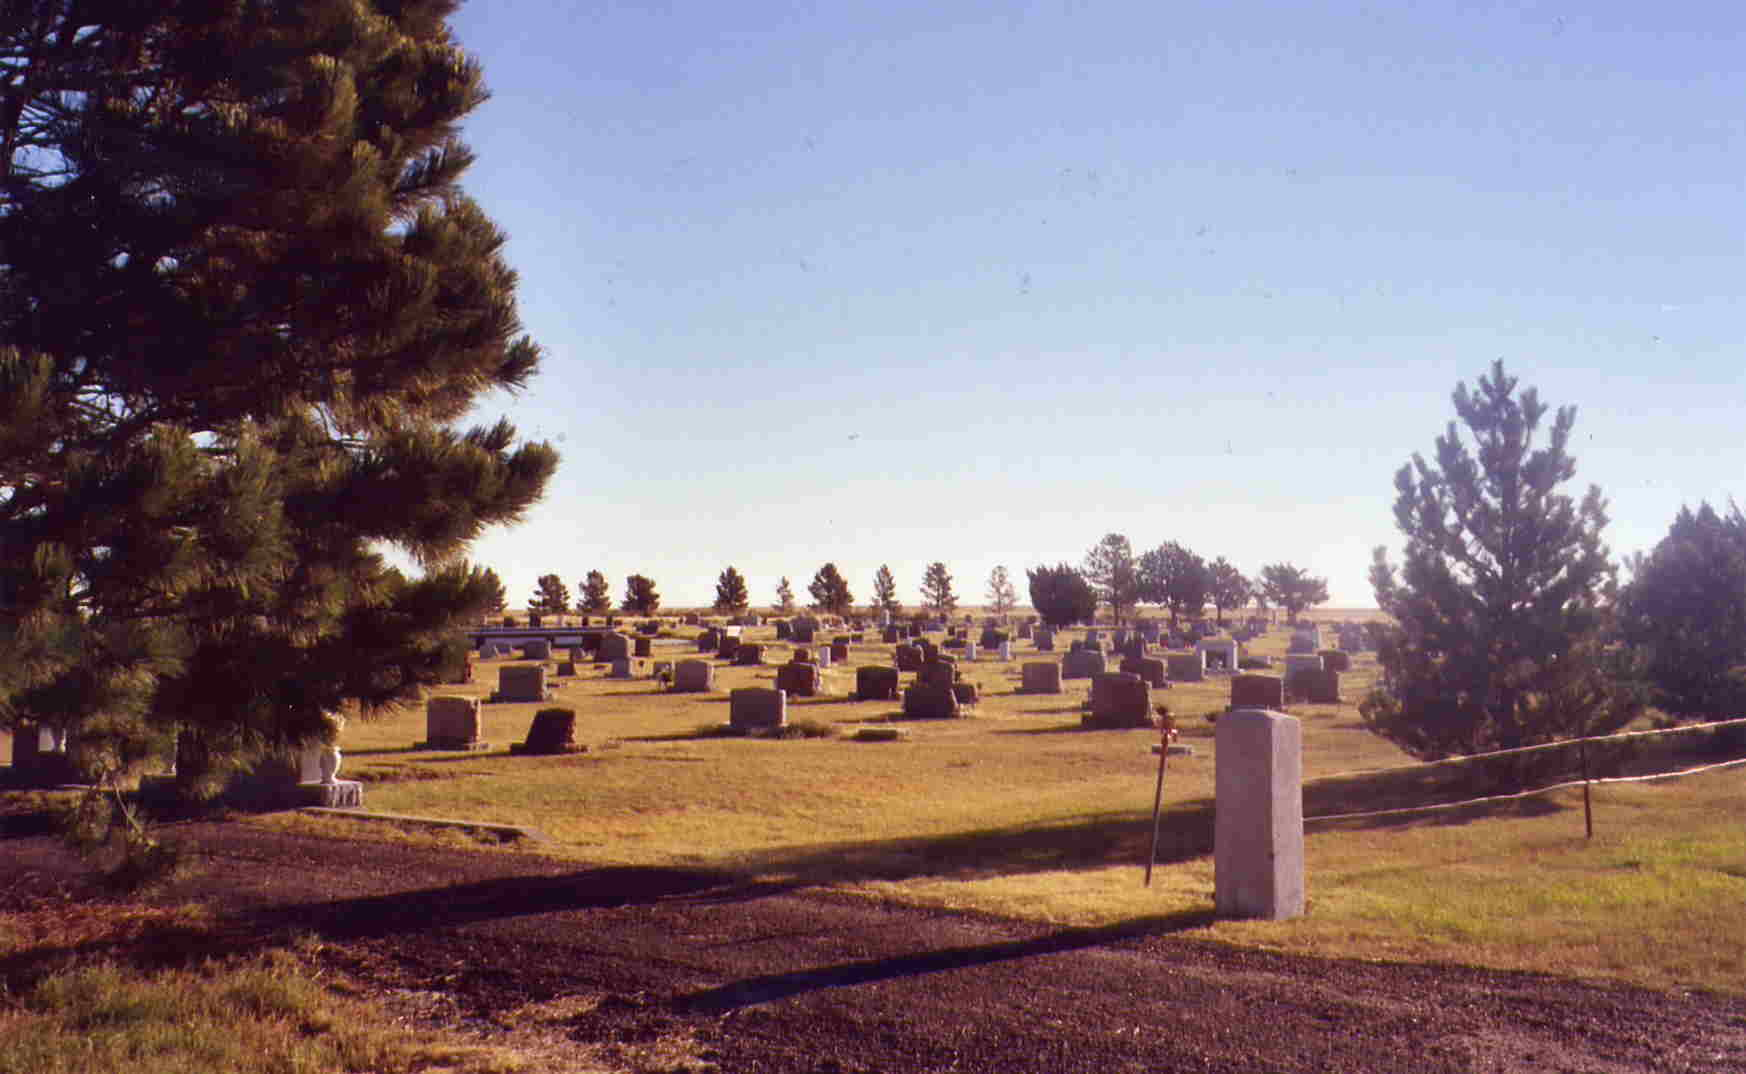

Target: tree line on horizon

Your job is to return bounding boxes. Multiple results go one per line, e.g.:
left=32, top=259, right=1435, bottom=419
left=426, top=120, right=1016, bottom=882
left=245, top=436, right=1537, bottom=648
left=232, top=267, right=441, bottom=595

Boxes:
left=478, top=553, right=1328, bottom=630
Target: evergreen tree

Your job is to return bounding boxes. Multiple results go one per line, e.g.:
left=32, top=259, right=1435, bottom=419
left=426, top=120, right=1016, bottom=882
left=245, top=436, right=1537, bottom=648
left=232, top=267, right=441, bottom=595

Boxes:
left=621, top=575, right=660, bottom=615
left=1617, top=502, right=1746, bottom=721
left=1083, top=533, right=1141, bottom=625
left=807, top=563, right=854, bottom=616
left=1206, top=558, right=1251, bottom=625
left=1363, top=360, right=1636, bottom=759
left=871, top=565, right=901, bottom=617
left=480, top=569, right=508, bottom=615
left=985, top=565, right=1017, bottom=619
left=528, top=574, right=570, bottom=618
left=1138, top=541, right=1209, bottom=626
left=918, top=562, right=958, bottom=615
left=713, top=566, right=750, bottom=614
left=773, top=576, right=796, bottom=616
left=1026, top=564, right=1097, bottom=629
left=579, top=570, right=612, bottom=615
left=0, top=0, right=555, bottom=797
left=1258, top=564, right=1329, bottom=625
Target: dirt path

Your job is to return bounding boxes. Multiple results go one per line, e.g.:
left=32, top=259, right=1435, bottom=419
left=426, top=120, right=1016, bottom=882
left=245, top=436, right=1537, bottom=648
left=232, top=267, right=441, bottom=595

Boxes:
left=5, top=817, right=1744, bottom=1073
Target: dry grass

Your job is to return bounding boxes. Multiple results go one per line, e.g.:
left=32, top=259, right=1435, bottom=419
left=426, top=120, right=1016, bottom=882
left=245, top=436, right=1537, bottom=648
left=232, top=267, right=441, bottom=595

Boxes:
left=256, top=619, right=1746, bottom=996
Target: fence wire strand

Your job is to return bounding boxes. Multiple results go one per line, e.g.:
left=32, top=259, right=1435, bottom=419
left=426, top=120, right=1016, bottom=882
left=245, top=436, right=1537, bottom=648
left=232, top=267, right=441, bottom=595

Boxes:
left=1302, top=717, right=1746, bottom=824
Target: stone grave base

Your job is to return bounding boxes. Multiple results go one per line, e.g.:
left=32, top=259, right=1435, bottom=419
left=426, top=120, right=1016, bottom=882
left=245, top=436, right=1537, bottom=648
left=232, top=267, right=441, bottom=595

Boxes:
left=414, top=738, right=493, bottom=751
left=296, top=780, right=364, bottom=809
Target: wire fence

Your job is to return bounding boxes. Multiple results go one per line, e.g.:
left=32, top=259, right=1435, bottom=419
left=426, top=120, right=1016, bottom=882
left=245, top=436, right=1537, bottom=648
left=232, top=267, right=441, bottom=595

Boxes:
left=1302, top=716, right=1746, bottom=825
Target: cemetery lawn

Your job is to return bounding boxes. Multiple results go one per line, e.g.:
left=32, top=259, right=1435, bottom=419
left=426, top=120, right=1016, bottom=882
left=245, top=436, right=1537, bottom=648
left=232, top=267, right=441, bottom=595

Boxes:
left=256, top=616, right=1745, bottom=998
left=0, top=900, right=556, bottom=1074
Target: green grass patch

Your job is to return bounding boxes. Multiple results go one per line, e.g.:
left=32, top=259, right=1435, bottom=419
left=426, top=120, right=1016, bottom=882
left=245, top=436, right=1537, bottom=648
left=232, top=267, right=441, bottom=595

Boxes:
left=0, top=950, right=539, bottom=1074
left=257, top=620, right=1746, bottom=996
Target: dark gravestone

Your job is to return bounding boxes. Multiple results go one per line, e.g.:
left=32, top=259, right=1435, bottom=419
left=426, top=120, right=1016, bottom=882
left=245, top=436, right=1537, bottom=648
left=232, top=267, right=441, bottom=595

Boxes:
left=856, top=665, right=901, bottom=701
left=1320, top=649, right=1351, bottom=673
left=894, top=644, right=923, bottom=672
left=1061, top=649, right=1106, bottom=680
left=882, top=626, right=901, bottom=644
left=510, top=708, right=581, bottom=755
left=1020, top=662, right=1062, bottom=694
left=1165, top=652, right=1204, bottom=683
left=1120, top=655, right=1168, bottom=688
left=951, top=681, right=979, bottom=705
left=697, top=629, right=721, bottom=653
left=1298, top=668, right=1341, bottom=704
left=775, top=661, right=822, bottom=698
left=830, top=639, right=851, bottom=663
left=775, top=620, right=793, bottom=640
left=729, top=687, right=786, bottom=732
left=634, top=636, right=652, bottom=658
left=917, top=659, right=958, bottom=689
left=902, top=683, right=961, bottom=719
left=734, top=643, right=766, bottom=666
left=1084, top=672, right=1154, bottom=729
left=718, top=635, right=741, bottom=661
left=598, top=632, right=632, bottom=662
left=1231, top=674, right=1285, bottom=710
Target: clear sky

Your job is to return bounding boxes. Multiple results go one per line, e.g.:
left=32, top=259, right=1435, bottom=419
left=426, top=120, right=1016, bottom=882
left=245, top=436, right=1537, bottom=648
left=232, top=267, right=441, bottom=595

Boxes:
left=432, top=0, right=1746, bottom=611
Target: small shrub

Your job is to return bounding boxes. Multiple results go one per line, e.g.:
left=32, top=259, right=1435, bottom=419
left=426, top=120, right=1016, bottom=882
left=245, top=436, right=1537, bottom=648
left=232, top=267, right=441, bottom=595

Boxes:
left=760, top=718, right=837, bottom=740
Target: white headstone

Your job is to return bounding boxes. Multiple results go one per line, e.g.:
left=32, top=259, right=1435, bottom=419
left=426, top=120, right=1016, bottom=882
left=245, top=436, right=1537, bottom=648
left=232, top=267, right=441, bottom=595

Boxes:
left=998, top=641, right=1012, bottom=662
left=1215, top=708, right=1304, bottom=920
left=964, top=642, right=977, bottom=662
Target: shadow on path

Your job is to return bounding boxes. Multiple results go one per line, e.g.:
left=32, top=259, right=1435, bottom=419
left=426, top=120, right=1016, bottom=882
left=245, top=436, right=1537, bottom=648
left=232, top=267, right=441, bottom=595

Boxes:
left=677, top=908, right=1218, bottom=1013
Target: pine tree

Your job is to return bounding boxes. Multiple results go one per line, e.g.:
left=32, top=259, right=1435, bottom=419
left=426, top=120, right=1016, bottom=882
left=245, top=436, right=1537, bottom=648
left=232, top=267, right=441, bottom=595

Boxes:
left=1258, top=564, right=1329, bottom=625
left=773, top=577, right=796, bottom=616
left=579, top=571, right=612, bottom=615
left=1363, top=360, right=1636, bottom=759
left=528, top=575, right=570, bottom=618
left=0, top=0, right=556, bottom=798
left=621, top=575, right=660, bottom=615
left=1138, top=542, right=1209, bottom=626
left=919, top=562, right=957, bottom=615
left=1617, top=502, right=1746, bottom=721
left=807, top=563, right=853, bottom=616
left=871, top=565, right=901, bottom=617
left=480, top=569, right=508, bottom=615
left=1026, top=564, right=1097, bottom=629
left=1082, top=534, right=1140, bottom=625
left=713, top=566, right=750, bottom=614
left=985, top=565, right=1017, bottom=619
left=1205, top=558, right=1251, bottom=625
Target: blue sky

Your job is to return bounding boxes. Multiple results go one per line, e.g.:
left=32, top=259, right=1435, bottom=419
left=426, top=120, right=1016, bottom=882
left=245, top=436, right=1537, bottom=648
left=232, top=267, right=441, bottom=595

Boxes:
left=433, top=0, right=1746, bottom=611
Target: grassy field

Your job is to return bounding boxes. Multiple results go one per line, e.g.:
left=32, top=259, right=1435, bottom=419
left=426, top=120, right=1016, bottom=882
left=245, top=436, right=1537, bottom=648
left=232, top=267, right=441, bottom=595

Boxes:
left=231, top=611, right=1746, bottom=998
left=4, top=609, right=1740, bottom=1004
